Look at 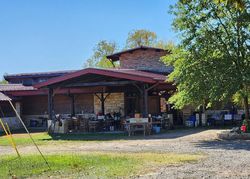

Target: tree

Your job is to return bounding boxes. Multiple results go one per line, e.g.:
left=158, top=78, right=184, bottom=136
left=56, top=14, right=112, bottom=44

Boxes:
left=84, top=40, right=119, bottom=68
left=214, top=0, right=246, bottom=10
left=125, top=29, right=157, bottom=48
left=162, top=1, right=250, bottom=118
left=0, top=79, right=7, bottom=84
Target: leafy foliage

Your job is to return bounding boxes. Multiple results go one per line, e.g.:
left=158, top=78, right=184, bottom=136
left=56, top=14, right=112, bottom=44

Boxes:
left=125, top=29, right=157, bottom=48
left=214, top=0, right=246, bottom=10
left=162, top=0, right=250, bottom=115
left=84, top=40, right=119, bottom=68
left=0, top=79, right=7, bottom=84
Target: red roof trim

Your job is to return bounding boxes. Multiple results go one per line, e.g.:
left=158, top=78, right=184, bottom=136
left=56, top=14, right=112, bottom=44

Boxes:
left=7, top=87, right=105, bottom=96
left=34, top=68, right=166, bottom=89
left=0, top=84, right=36, bottom=91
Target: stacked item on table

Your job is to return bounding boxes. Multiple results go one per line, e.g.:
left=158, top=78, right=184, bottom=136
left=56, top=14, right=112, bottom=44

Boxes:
left=79, top=117, right=89, bottom=132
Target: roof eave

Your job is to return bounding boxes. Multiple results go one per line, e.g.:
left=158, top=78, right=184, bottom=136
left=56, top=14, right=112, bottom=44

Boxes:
left=34, top=68, right=163, bottom=89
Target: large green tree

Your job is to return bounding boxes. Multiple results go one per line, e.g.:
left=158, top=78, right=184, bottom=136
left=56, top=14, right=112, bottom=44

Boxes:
left=84, top=40, right=119, bottom=68
left=125, top=29, right=158, bottom=48
left=162, top=0, right=250, bottom=118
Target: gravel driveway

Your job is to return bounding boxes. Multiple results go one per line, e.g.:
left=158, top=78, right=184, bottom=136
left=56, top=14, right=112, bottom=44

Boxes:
left=1, top=129, right=250, bottom=178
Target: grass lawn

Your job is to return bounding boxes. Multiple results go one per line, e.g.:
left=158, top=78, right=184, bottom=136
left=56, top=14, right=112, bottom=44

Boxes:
left=0, top=132, right=52, bottom=146
left=0, top=152, right=202, bottom=178
left=0, top=132, right=129, bottom=146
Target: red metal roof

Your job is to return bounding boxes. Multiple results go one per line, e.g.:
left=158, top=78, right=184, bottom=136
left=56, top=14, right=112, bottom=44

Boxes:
left=34, top=68, right=168, bottom=88
left=4, top=70, right=77, bottom=80
left=107, top=69, right=167, bottom=81
left=106, top=46, right=169, bottom=61
left=0, top=92, right=11, bottom=101
left=0, top=84, right=36, bottom=91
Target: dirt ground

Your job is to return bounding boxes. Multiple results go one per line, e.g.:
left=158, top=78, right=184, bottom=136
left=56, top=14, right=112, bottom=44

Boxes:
left=1, top=129, right=250, bottom=178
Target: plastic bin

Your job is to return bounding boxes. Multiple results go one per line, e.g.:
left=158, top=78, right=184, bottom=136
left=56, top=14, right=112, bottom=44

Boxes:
left=185, top=120, right=194, bottom=127
left=153, top=126, right=161, bottom=133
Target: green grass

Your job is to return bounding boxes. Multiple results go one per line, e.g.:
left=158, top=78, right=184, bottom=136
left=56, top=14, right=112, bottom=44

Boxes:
left=0, top=152, right=202, bottom=178
left=0, top=132, right=127, bottom=146
left=0, top=132, right=52, bottom=146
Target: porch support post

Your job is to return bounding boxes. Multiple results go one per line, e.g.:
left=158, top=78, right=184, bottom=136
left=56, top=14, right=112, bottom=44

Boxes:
left=138, top=83, right=160, bottom=118
left=48, top=88, right=54, bottom=121
left=143, top=86, right=148, bottom=117
left=94, top=92, right=111, bottom=115
left=101, top=92, right=105, bottom=115
left=133, top=83, right=144, bottom=116
left=133, top=83, right=160, bottom=117
left=71, top=94, right=75, bottom=116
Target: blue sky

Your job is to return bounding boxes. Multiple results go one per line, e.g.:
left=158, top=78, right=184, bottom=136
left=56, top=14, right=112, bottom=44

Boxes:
left=0, top=0, right=177, bottom=79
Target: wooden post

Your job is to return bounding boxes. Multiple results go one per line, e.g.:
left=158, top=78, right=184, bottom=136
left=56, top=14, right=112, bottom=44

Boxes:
left=48, top=88, right=54, bottom=121
left=133, top=83, right=144, bottom=116
left=101, top=92, right=105, bottom=115
left=143, top=89, right=148, bottom=117
left=140, top=92, right=144, bottom=116
left=94, top=92, right=110, bottom=115
left=71, top=94, right=75, bottom=116
left=143, top=83, right=160, bottom=118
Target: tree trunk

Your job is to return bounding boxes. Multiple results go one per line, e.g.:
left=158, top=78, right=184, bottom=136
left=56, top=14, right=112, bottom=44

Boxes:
left=243, top=96, right=249, bottom=120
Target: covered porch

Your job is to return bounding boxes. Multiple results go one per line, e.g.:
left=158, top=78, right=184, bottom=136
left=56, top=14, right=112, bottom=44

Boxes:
left=34, top=68, right=175, bottom=134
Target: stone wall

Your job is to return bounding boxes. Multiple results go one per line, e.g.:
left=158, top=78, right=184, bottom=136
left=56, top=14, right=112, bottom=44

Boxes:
left=119, top=49, right=172, bottom=73
left=94, top=93, right=124, bottom=115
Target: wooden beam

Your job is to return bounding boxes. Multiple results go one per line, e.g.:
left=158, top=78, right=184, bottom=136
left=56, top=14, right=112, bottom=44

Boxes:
left=48, top=88, right=54, bottom=121
left=94, top=92, right=110, bottom=115
left=132, top=83, right=143, bottom=94
left=143, top=86, right=148, bottom=117
left=101, top=92, right=105, bottom=115
left=143, top=83, right=160, bottom=117
left=104, top=93, right=111, bottom=101
left=65, top=80, right=136, bottom=88
left=94, top=93, right=102, bottom=101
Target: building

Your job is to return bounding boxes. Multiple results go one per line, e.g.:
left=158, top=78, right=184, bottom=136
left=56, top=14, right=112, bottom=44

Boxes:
left=0, top=46, right=184, bottom=131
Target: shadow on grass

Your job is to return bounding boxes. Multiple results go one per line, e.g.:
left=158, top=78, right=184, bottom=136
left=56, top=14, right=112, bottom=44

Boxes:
left=45, top=128, right=209, bottom=141
left=1, top=127, right=232, bottom=142
left=193, top=139, right=250, bottom=151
